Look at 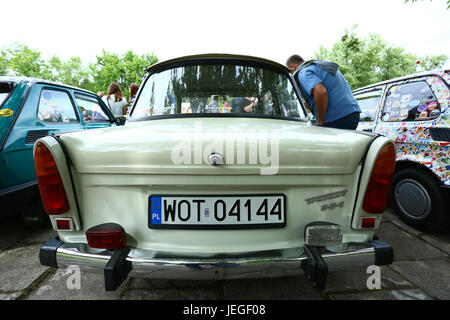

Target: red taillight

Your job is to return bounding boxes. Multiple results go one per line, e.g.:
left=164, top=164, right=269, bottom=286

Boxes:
left=362, top=143, right=396, bottom=214
left=34, top=142, right=70, bottom=215
left=86, top=223, right=126, bottom=249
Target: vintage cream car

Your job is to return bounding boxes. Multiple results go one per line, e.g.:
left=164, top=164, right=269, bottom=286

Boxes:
left=36, top=54, right=395, bottom=291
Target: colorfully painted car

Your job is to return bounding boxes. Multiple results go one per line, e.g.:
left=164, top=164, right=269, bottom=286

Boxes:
left=0, top=77, right=123, bottom=221
left=37, top=54, right=395, bottom=291
left=353, top=70, right=450, bottom=231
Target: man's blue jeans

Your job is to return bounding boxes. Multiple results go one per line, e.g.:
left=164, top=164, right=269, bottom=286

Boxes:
left=322, top=112, right=360, bottom=130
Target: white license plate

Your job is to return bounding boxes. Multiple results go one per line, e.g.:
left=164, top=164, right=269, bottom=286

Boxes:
left=148, top=194, right=286, bottom=229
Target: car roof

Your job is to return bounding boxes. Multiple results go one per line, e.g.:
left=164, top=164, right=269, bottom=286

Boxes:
left=146, top=53, right=290, bottom=74
left=0, top=76, right=96, bottom=95
left=353, top=69, right=448, bottom=93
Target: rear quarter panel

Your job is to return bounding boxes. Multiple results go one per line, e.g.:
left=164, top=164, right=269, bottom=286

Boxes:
left=40, top=121, right=394, bottom=255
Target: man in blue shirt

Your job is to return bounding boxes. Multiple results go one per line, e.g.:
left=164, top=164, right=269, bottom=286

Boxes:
left=286, top=54, right=361, bottom=129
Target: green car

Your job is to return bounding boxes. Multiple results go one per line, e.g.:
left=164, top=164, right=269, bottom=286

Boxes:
left=0, top=77, right=123, bottom=221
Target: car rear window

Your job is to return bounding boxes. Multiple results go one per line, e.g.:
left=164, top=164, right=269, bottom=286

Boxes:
left=0, top=82, right=15, bottom=107
left=131, top=63, right=306, bottom=120
left=382, top=81, right=440, bottom=122
left=354, top=89, right=383, bottom=122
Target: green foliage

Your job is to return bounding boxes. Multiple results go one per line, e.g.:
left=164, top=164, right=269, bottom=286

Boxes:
left=0, top=51, right=7, bottom=75
left=3, top=43, right=46, bottom=77
left=404, top=0, right=450, bottom=10
left=418, top=54, right=449, bottom=70
left=89, top=50, right=158, bottom=97
left=0, top=43, right=158, bottom=100
left=314, top=25, right=448, bottom=89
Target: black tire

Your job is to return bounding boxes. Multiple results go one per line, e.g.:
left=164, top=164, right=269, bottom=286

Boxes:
left=390, top=167, right=449, bottom=232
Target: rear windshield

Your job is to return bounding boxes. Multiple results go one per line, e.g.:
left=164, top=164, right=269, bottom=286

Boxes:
left=354, top=89, right=383, bottom=122
left=130, top=63, right=306, bottom=120
left=0, top=82, right=15, bottom=107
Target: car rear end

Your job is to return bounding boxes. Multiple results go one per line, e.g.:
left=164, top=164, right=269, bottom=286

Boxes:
left=36, top=121, right=395, bottom=290
left=36, top=55, right=395, bottom=291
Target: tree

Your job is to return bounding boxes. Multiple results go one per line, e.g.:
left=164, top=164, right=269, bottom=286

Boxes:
left=405, top=0, right=450, bottom=10
left=49, top=56, right=94, bottom=90
left=89, top=50, right=158, bottom=97
left=0, top=43, right=158, bottom=98
left=0, top=51, right=7, bottom=75
left=314, top=25, right=448, bottom=89
left=417, top=54, right=449, bottom=71
left=2, top=43, right=46, bottom=77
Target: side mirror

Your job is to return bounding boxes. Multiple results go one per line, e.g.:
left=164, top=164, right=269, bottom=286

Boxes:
left=115, top=116, right=126, bottom=126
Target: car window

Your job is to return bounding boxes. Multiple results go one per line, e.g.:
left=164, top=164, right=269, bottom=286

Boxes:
left=354, top=89, right=383, bottom=122
left=37, top=89, right=78, bottom=123
left=131, top=64, right=306, bottom=120
left=0, top=82, right=14, bottom=107
left=75, top=94, right=109, bottom=123
left=382, top=81, right=440, bottom=122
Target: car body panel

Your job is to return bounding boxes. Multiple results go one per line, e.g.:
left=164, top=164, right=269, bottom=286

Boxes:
left=354, top=70, right=450, bottom=186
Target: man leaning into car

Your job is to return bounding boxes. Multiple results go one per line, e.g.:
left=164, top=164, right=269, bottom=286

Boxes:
left=286, top=54, right=361, bottom=129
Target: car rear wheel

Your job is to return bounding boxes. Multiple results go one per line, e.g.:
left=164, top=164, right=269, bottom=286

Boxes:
left=391, top=168, right=449, bottom=232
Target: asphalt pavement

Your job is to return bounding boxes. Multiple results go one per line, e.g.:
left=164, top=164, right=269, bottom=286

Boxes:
left=0, top=208, right=449, bottom=300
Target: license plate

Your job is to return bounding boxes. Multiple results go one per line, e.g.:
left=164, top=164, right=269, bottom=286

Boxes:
left=148, top=194, right=286, bottom=229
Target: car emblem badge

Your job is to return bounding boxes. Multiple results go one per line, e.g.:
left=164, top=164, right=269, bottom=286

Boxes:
left=208, top=153, right=224, bottom=166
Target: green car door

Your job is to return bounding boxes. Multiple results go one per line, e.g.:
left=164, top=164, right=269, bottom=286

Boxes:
left=1, top=83, right=86, bottom=191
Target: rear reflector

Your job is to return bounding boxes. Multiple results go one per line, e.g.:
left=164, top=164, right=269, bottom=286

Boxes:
left=305, top=223, right=343, bottom=247
left=359, top=217, right=376, bottom=229
left=55, top=218, right=73, bottom=231
left=86, top=223, right=126, bottom=249
left=362, top=143, right=396, bottom=213
left=34, top=142, right=70, bottom=215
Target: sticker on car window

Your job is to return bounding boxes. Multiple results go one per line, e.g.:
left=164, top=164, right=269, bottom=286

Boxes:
left=43, top=91, right=52, bottom=100
left=430, top=109, right=440, bottom=117
left=401, top=94, right=411, bottom=104
left=0, top=108, right=14, bottom=117
left=417, top=104, right=427, bottom=112
left=399, top=109, right=408, bottom=120
left=417, top=111, right=428, bottom=119
left=427, top=101, right=438, bottom=111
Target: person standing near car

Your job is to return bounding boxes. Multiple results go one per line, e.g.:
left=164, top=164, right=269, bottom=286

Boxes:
left=286, top=54, right=361, bottom=129
left=127, top=83, right=139, bottom=115
left=103, top=82, right=128, bottom=117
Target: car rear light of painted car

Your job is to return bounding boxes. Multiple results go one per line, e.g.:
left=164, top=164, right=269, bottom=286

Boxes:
left=34, top=142, right=70, bottom=215
left=362, top=143, right=396, bottom=214
left=86, top=223, right=127, bottom=249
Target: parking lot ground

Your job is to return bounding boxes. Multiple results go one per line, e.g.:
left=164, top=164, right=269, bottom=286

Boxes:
left=0, top=208, right=448, bottom=300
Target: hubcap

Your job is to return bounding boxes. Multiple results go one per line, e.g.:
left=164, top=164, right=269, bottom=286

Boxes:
left=394, top=179, right=431, bottom=221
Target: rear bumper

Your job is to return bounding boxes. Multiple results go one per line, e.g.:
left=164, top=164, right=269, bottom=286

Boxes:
left=40, top=236, right=393, bottom=281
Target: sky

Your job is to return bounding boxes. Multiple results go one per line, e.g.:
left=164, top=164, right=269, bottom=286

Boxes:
left=1, top=0, right=450, bottom=67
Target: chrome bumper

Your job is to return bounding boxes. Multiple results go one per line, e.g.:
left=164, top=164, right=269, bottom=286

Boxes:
left=40, top=236, right=393, bottom=281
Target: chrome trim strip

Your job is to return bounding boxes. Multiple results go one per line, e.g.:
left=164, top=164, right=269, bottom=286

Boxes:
left=56, top=243, right=376, bottom=280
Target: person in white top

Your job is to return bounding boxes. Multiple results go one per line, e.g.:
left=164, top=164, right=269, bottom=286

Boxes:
left=102, top=82, right=128, bottom=117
